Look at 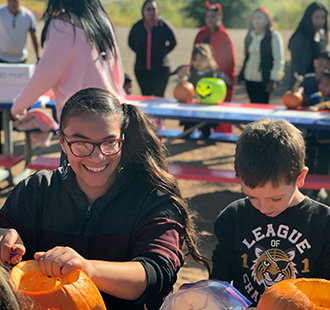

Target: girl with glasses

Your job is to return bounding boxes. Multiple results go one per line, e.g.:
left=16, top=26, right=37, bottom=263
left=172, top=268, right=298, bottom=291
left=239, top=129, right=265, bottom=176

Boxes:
left=0, top=88, right=209, bottom=310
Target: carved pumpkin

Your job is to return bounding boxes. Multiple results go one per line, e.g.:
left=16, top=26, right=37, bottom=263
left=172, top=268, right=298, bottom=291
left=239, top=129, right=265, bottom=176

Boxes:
left=257, top=278, right=330, bottom=310
left=9, top=260, right=106, bottom=310
left=173, top=81, right=195, bottom=102
left=196, top=78, right=227, bottom=105
left=282, top=91, right=303, bottom=109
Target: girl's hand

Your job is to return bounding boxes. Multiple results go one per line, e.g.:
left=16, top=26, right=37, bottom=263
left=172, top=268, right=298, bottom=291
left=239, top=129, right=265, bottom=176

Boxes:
left=34, top=247, right=91, bottom=278
left=0, top=228, right=25, bottom=266
left=265, top=80, right=277, bottom=93
left=178, top=66, right=190, bottom=79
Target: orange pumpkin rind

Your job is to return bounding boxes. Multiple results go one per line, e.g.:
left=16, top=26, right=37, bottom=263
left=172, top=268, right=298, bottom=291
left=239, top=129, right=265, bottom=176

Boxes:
left=9, top=260, right=106, bottom=310
left=257, top=278, right=330, bottom=310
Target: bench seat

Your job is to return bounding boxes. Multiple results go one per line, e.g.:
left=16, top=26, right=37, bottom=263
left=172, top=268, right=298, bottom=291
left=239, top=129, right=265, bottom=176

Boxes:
left=156, top=129, right=239, bottom=143
left=27, top=156, right=330, bottom=191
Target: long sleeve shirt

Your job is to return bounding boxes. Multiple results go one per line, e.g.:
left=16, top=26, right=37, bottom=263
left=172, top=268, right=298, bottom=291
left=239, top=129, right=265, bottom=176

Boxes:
left=11, top=19, right=125, bottom=120
left=128, top=18, right=177, bottom=71
left=0, top=167, right=185, bottom=309
left=244, top=30, right=284, bottom=82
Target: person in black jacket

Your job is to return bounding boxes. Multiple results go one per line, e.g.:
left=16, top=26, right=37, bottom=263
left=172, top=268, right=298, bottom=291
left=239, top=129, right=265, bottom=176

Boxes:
left=128, top=0, right=177, bottom=97
left=239, top=7, right=284, bottom=104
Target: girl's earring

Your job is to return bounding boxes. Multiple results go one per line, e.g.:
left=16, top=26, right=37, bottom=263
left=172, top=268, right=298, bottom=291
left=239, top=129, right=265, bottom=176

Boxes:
left=60, top=152, right=69, bottom=179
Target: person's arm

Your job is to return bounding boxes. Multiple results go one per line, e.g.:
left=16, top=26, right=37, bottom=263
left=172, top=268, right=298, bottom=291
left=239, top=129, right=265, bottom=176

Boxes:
left=33, top=190, right=185, bottom=303
left=270, top=31, right=285, bottom=83
left=289, top=32, right=312, bottom=89
left=318, top=219, right=330, bottom=279
left=164, top=20, right=177, bottom=54
left=211, top=208, right=237, bottom=281
left=11, top=21, right=74, bottom=119
left=34, top=219, right=184, bottom=301
left=29, top=30, right=40, bottom=63
left=128, top=23, right=138, bottom=52
left=34, top=249, right=147, bottom=300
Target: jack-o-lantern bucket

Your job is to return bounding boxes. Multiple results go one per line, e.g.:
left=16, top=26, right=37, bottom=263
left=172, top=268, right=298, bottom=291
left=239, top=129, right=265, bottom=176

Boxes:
left=196, top=78, right=227, bottom=105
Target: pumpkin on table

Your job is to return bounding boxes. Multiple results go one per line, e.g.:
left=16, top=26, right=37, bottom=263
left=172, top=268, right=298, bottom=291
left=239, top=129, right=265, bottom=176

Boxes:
left=9, top=260, right=106, bottom=310
left=282, top=90, right=303, bottom=109
left=173, top=79, right=195, bottom=103
left=256, top=278, right=330, bottom=310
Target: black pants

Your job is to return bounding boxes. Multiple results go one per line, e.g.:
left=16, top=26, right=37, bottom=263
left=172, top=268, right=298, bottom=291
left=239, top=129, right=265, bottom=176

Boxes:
left=135, top=67, right=170, bottom=97
left=245, top=81, right=270, bottom=104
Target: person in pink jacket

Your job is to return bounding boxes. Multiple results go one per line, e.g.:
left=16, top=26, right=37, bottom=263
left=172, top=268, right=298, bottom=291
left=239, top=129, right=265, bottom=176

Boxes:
left=11, top=0, right=125, bottom=122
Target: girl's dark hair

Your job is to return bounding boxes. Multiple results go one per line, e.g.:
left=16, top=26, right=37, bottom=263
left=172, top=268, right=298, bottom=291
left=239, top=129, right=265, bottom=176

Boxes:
left=41, top=0, right=116, bottom=59
left=289, top=1, right=328, bottom=46
left=60, top=87, right=210, bottom=273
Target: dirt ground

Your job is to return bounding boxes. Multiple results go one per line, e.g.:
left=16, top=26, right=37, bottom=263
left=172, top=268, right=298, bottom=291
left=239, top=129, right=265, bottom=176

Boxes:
left=1, top=24, right=298, bottom=289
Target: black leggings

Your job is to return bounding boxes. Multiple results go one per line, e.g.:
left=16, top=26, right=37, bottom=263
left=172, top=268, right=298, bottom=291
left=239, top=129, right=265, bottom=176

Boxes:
left=135, top=67, right=170, bottom=97
left=245, top=81, right=270, bottom=104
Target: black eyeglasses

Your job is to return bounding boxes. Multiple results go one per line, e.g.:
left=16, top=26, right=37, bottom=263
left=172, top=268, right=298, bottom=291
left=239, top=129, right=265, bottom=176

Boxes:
left=146, top=7, right=157, bottom=11
left=61, top=133, right=124, bottom=157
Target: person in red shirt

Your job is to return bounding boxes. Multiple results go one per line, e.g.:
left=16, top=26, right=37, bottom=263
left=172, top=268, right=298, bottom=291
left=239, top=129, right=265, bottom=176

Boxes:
left=193, top=1, right=235, bottom=133
left=194, top=1, right=235, bottom=102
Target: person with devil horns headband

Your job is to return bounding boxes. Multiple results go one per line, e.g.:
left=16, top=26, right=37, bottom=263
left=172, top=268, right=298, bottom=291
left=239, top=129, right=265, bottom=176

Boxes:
left=193, top=1, right=235, bottom=133
left=193, top=1, right=235, bottom=102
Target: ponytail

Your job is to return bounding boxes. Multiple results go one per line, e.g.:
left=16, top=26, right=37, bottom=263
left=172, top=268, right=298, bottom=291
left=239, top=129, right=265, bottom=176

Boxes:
left=121, top=104, right=211, bottom=273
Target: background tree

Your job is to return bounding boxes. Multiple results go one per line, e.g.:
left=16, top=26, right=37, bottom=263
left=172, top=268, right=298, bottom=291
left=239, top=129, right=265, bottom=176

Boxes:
left=182, top=0, right=259, bottom=28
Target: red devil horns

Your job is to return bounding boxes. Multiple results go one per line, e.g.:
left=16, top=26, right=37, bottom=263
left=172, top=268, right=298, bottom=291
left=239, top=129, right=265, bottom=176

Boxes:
left=205, top=0, right=222, bottom=13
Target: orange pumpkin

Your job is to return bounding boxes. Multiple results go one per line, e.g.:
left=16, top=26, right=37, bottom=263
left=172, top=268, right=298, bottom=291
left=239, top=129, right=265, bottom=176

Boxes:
left=257, top=278, right=330, bottom=310
left=173, top=81, right=195, bottom=102
left=282, top=91, right=303, bottom=109
left=9, top=260, right=106, bottom=310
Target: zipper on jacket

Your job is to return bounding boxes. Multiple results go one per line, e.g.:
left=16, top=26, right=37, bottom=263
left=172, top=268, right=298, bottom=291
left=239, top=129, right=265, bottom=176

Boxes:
left=86, top=205, right=92, bottom=218
left=12, top=16, right=16, bottom=28
left=78, top=205, right=92, bottom=253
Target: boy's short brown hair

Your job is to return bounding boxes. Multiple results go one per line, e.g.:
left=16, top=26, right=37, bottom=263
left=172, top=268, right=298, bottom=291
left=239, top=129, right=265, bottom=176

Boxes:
left=235, top=118, right=306, bottom=188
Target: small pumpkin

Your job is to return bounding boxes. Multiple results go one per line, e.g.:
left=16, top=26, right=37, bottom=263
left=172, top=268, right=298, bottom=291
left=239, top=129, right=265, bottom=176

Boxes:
left=257, top=278, right=330, bottom=310
left=282, top=90, right=303, bottom=109
left=9, top=260, right=106, bottom=310
left=173, top=80, right=195, bottom=103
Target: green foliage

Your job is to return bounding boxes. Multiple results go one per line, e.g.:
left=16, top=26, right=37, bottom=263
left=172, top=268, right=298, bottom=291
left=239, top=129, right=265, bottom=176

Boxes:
left=0, top=0, right=46, bottom=17
left=3, top=0, right=330, bottom=30
left=104, top=0, right=197, bottom=27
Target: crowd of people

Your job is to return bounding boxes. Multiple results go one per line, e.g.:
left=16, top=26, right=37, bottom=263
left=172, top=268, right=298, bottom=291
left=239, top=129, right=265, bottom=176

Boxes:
left=0, top=0, right=330, bottom=309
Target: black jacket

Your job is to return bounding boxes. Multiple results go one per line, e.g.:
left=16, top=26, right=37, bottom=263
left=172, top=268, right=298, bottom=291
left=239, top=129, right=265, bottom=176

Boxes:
left=128, top=18, right=177, bottom=70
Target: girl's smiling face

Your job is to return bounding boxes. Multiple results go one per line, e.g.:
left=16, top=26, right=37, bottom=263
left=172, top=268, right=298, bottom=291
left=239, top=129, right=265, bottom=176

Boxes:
left=59, top=111, right=122, bottom=203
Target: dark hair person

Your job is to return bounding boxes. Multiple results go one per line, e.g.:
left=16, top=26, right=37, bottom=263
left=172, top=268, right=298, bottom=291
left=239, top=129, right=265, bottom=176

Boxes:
left=0, top=88, right=209, bottom=310
left=11, top=0, right=125, bottom=122
left=128, top=0, right=177, bottom=97
left=288, top=1, right=329, bottom=89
